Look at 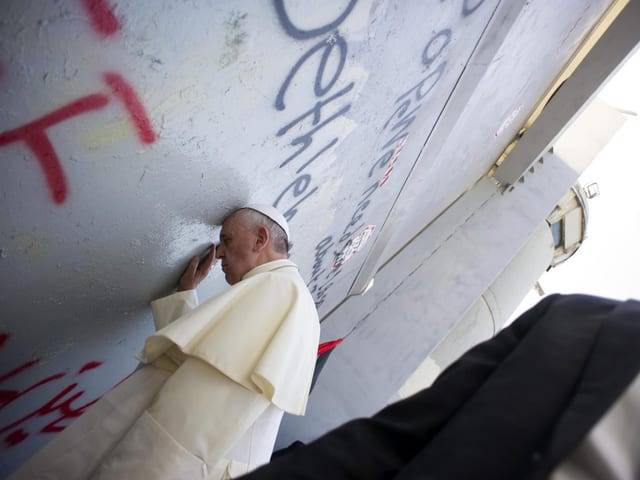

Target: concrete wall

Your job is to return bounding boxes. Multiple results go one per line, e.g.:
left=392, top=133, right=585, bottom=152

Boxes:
left=0, top=0, right=612, bottom=475
left=395, top=221, right=554, bottom=400
left=280, top=152, right=581, bottom=446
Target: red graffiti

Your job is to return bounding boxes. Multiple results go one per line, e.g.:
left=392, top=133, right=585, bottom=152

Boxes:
left=0, top=2, right=157, bottom=205
left=78, top=360, right=103, bottom=375
left=104, top=72, right=157, bottom=144
left=379, top=135, right=408, bottom=188
left=0, top=359, right=41, bottom=384
left=81, top=0, right=120, bottom=37
left=0, top=361, right=66, bottom=409
left=0, top=333, right=105, bottom=448
left=0, top=74, right=156, bottom=205
left=0, top=94, right=109, bottom=204
left=4, top=429, right=28, bottom=447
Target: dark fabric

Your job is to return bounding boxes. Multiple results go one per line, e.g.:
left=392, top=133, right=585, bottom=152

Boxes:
left=271, top=441, right=306, bottom=461
left=240, top=294, right=640, bottom=480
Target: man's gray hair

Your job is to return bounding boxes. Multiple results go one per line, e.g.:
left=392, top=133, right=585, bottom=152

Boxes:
left=237, top=208, right=290, bottom=255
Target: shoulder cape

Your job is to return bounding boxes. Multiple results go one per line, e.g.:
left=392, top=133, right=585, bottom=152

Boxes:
left=142, top=262, right=320, bottom=415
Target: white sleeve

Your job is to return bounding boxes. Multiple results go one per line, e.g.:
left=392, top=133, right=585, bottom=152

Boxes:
left=150, top=290, right=200, bottom=331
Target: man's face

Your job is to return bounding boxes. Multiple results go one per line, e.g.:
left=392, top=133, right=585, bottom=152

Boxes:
left=216, top=213, right=259, bottom=285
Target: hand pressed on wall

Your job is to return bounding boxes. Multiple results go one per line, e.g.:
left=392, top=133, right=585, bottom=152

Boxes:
left=177, top=244, right=217, bottom=291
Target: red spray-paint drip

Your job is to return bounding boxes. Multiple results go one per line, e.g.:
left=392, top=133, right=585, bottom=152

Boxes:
left=81, top=0, right=120, bottom=37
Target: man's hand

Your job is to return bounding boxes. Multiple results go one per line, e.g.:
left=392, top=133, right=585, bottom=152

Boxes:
left=177, top=244, right=217, bottom=291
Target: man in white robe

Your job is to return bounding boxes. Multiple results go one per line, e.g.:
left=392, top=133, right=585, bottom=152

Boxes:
left=10, top=205, right=320, bottom=480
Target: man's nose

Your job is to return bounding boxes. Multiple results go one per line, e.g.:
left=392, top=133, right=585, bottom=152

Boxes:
left=215, top=243, right=223, bottom=258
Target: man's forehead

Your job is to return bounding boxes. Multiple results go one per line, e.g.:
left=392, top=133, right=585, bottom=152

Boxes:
left=221, top=211, right=245, bottom=232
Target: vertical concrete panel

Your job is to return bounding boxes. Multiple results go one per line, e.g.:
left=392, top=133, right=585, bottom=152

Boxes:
left=280, top=153, right=578, bottom=446
left=372, top=0, right=612, bottom=274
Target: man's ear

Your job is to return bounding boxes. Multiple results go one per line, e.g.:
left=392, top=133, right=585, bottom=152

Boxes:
left=254, top=225, right=270, bottom=251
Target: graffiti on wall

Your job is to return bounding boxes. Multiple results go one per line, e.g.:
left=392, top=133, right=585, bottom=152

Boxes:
left=80, top=0, right=121, bottom=37
left=271, top=1, right=357, bottom=224
left=332, top=225, right=376, bottom=270
left=0, top=333, right=105, bottom=448
left=277, top=0, right=488, bottom=307
left=1, top=0, right=488, bottom=308
left=0, top=0, right=156, bottom=205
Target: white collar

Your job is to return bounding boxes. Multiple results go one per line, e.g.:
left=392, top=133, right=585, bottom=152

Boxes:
left=242, top=259, right=297, bottom=280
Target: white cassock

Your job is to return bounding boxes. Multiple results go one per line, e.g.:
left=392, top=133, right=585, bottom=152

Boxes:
left=10, top=259, right=320, bottom=480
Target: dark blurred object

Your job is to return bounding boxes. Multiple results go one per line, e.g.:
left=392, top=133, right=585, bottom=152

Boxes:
left=241, top=294, right=640, bottom=480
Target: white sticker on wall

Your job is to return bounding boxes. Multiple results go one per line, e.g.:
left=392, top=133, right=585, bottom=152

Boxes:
left=332, top=225, right=376, bottom=269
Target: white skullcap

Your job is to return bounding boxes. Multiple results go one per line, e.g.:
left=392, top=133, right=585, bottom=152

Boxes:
left=243, top=204, right=290, bottom=241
